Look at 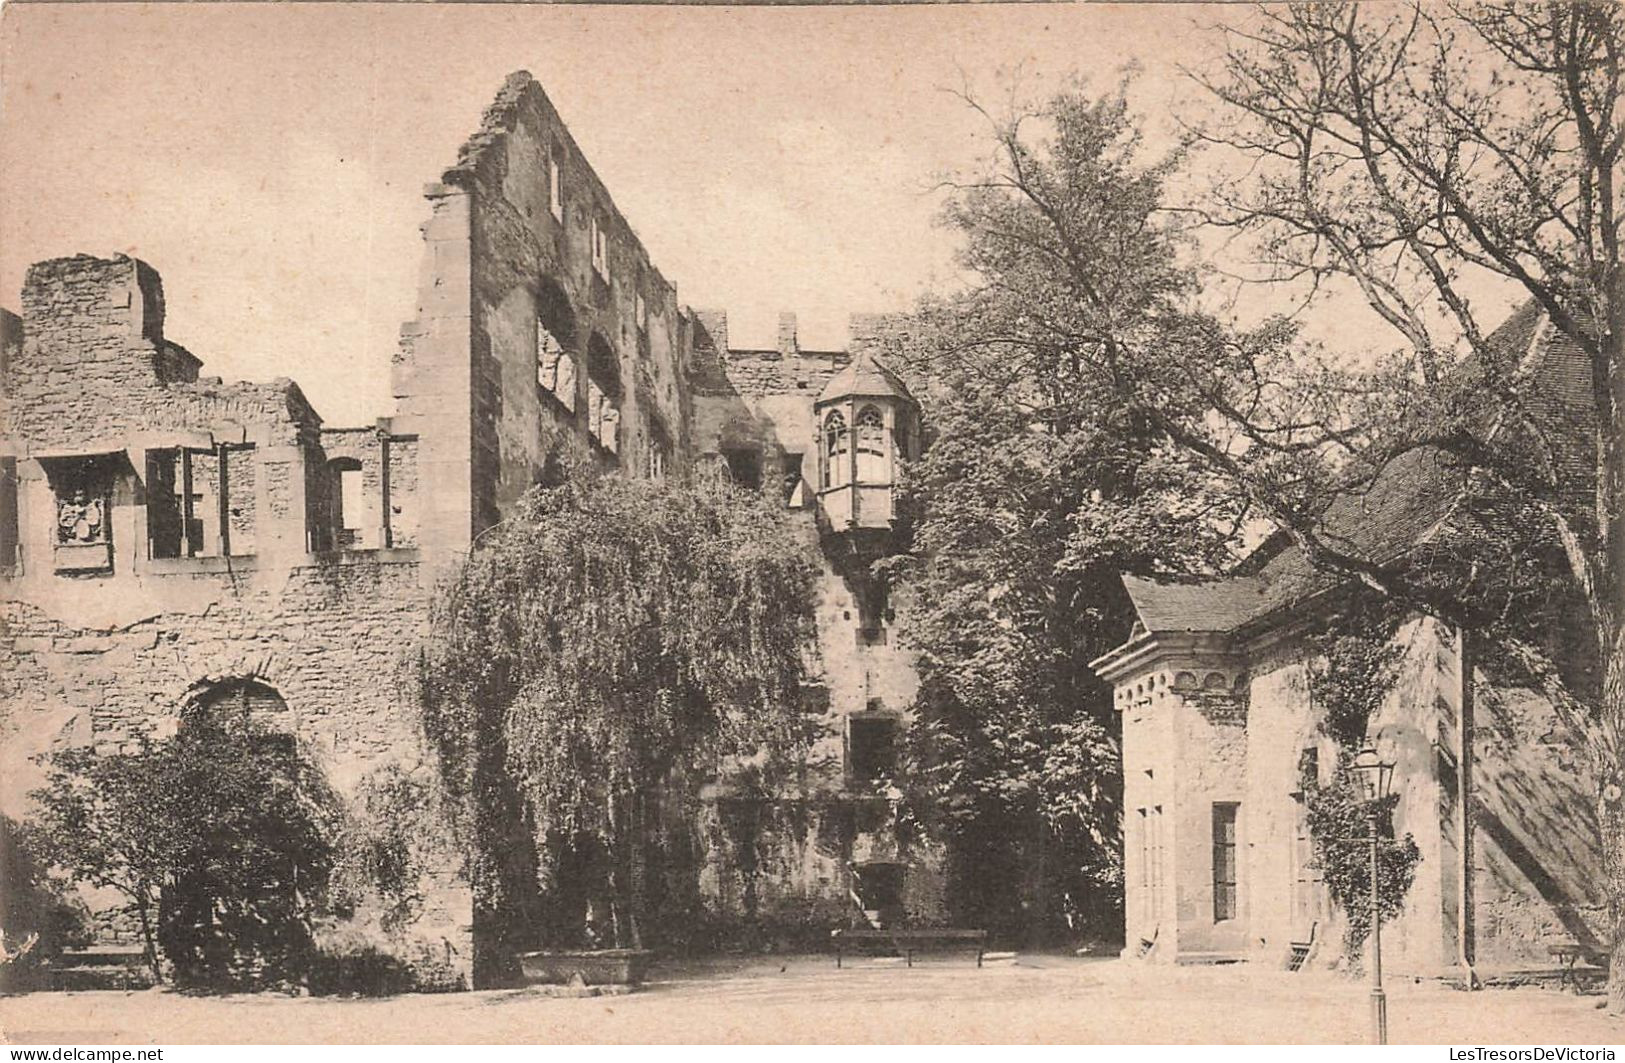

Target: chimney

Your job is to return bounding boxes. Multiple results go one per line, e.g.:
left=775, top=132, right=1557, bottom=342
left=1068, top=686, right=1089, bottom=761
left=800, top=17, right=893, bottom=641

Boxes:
left=777, top=312, right=799, bottom=357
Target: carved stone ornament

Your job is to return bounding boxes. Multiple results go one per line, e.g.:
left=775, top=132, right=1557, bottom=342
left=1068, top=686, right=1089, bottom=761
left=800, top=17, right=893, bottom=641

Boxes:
left=57, top=490, right=107, bottom=545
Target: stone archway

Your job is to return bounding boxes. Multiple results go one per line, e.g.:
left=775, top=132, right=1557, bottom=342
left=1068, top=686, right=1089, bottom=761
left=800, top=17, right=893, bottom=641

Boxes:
left=158, top=677, right=337, bottom=989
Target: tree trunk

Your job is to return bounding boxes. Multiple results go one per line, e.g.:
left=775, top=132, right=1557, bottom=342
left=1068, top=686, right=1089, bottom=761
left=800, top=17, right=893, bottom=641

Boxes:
left=134, top=887, right=162, bottom=985
left=1603, top=629, right=1625, bottom=1014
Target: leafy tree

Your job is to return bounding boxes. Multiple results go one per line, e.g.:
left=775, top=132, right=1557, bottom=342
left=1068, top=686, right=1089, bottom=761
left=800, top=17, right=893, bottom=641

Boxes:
left=0, top=813, right=91, bottom=991
left=1182, top=1, right=1625, bottom=1007
left=416, top=462, right=817, bottom=972
left=28, top=715, right=340, bottom=988
left=884, top=81, right=1247, bottom=944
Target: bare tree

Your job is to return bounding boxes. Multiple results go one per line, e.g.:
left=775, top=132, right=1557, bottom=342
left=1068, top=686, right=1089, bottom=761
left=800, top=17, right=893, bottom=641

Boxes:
left=1187, top=1, right=1623, bottom=1007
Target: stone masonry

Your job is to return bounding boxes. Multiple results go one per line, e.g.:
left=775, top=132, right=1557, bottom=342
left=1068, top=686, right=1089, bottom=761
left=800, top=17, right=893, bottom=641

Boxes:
left=0, top=72, right=936, bottom=987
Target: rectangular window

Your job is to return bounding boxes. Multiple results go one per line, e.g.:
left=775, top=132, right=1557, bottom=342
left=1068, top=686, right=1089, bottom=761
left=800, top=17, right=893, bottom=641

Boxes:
left=635, top=292, right=648, bottom=331
left=846, top=714, right=899, bottom=781
left=1212, top=802, right=1239, bottom=922
left=781, top=453, right=807, bottom=508
left=590, top=218, right=608, bottom=279
left=1297, top=746, right=1320, bottom=791
left=537, top=321, right=578, bottom=413
left=1290, top=793, right=1325, bottom=933
left=548, top=155, right=563, bottom=222
left=722, top=447, right=761, bottom=491
left=0, top=457, right=18, bottom=575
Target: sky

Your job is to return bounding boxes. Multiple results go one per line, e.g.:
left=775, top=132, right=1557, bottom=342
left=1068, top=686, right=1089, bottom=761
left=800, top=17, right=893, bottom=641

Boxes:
left=0, top=3, right=1244, bottom=424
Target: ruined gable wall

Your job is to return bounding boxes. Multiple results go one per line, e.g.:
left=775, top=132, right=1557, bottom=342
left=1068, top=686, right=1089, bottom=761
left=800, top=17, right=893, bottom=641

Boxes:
left=394, top=72, right=690, bottom=549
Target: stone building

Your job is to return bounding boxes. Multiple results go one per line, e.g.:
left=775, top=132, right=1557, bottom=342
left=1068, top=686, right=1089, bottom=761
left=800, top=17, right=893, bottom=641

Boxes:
left=0, top=71, right=936, bottom=987
left=1090, top=304, right=1605, bottom=978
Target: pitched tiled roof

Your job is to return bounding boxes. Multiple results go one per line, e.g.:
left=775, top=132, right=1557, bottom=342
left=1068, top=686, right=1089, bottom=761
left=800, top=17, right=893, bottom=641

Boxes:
left=1125, top=299, right=1592, bottom=637
left=817, top=350, right=915, bottom=404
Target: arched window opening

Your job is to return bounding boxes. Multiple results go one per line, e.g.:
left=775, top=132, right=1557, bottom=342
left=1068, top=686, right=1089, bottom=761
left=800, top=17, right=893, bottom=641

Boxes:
left=855, top=405, right=889, bottom=484
left=186, top=678, right=291, bottom=733
left=326, top=457, right=364, bottom=549
left=823, top=410, right=849, bottom=489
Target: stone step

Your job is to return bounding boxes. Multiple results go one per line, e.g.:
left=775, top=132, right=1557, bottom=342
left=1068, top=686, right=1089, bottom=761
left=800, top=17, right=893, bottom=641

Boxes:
left=47, top=963, right=157, bottom=992
left=52, top=945, right=150, bottom=969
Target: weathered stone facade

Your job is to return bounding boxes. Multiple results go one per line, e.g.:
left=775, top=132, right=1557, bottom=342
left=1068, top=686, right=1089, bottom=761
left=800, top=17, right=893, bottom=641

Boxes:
left=0, top=71, right=934, bottom=985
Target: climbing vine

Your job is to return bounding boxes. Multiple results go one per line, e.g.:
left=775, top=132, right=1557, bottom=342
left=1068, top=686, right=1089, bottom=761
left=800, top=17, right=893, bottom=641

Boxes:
left=1303, top=604, right=1423, bottom=959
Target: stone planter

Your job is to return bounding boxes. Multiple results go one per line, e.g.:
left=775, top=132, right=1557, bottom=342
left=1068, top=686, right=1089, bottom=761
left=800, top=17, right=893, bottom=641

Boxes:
left=517, top=948, right=653, bottom=987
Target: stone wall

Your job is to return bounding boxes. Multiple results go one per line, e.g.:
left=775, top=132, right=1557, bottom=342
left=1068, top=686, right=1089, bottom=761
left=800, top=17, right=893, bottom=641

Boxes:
left=0, top=554, right=472, bottom=985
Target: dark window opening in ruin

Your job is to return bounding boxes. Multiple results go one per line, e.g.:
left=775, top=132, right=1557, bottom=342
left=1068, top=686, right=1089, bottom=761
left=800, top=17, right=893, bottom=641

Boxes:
left=782, top=452, right=807, bottom=508
left=823, top=410, right=849, bottom=489
left=1212, top=802, right=1239, bottom=922
left=188, top=678, right=292, bottom=733
left=46, top=455, right=117, bottom=574
left=647, top=420, right=672, bottom=481
left=851, top=861, right=904, bottom=926
left=0, top=457, right=18, bottom=576
left=0, top=458, right=17, bottom=571
left=855, top=404, right=889, bottom=484
left=846, top=713, right=899, bottom=782
left=590, top=218, right=609, bottom=279
left=586, top=334, right=621, bottom=457
left=799, top=682, right=830, bottom=715
left=327, top=457, right=364, bottom=549
left=146, top=449, right=184, bottom=559
left=856, top=579, right=888, bottom=644
left=146, top=446, right=249, bottom=559
left=536, top=281, right=579, bottom=415
left=723, top=447, right=761, bottom=491
left=1296, top=746, right=1319, bottom=793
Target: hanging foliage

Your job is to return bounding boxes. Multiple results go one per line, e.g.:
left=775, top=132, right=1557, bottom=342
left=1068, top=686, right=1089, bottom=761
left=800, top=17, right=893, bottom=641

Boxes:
left=416, top=461, right=818, bottom=956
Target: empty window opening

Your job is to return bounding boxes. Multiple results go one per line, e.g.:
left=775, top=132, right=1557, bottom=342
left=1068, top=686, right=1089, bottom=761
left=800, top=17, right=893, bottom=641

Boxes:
left=590, top=217, right=609, bottom=279
left=536, top=282, right=579, bottom=414
left=1212, top=802, right=1239, bottom=923
left=0, top=458, right=17, bottom=574
left=146, top=446, right=253, bottom=559
left=327, top=458, right=365, bottom=549
left=548, top=154, right=563, bottom=222
left=647, top=421, right=672, bottom=481
left=782, top=452, right=807, bottom=507
left=1297, top=746, right=1320, bottom=792
left=585, top=334, right=622, bottom=456
left=846, top=714, right=899, bottom=781
left=723, top=447, right=762, bottom=491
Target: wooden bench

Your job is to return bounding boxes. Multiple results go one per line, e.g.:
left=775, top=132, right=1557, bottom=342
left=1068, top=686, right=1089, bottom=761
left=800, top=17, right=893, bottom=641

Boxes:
left=831, top=927, right=987, bottom=968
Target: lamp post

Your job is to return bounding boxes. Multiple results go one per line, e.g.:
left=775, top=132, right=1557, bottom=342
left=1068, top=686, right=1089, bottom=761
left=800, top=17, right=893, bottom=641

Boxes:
left=1349, top=746, right=1396, bottom=1046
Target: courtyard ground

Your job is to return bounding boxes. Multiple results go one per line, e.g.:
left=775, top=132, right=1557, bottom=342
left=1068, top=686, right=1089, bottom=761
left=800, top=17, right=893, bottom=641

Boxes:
left=1, top=954, right=1619, bottom=1045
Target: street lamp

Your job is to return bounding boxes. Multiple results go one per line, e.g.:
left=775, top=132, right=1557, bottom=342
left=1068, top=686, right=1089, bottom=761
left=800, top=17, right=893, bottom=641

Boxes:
left=1349, top=745, right=1396, bottom=1045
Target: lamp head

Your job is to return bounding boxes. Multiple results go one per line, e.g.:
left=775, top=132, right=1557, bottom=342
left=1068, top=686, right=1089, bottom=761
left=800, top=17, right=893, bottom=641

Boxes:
left=1349, top=745, right=1395, bottom=803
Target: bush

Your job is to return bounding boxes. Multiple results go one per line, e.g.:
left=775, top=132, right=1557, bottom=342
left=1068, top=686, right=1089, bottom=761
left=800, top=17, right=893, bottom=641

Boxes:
left=28, top=715, right=341, bottom=991
left=1, top=814, right=92, bottom=992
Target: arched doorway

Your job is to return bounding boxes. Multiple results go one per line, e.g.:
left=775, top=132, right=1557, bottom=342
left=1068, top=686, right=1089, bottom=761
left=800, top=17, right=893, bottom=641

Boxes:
left=159, top=680, right=336, bottom=989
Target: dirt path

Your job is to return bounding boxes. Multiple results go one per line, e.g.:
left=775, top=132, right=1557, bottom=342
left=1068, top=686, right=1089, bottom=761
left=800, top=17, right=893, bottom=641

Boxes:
left=2, top=955, right=1619, bottom=1044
